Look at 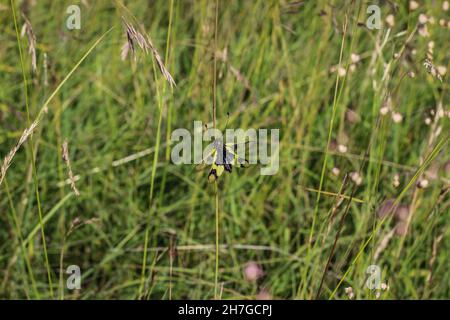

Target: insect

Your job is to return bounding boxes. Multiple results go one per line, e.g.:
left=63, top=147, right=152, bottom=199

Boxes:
left=198, top=114, right=250, bottom=183
left=205, top=138, right=249, bottom=183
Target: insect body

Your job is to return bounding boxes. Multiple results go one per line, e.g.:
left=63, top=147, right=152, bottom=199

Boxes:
left=205, top=139, right=249, bottom=183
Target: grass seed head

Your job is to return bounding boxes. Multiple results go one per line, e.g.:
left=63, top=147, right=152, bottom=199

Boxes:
left=0, top=120, right=39, bottom=187
left=423, top=59, right=443, bottom=82
left=409, top=1, right=419, bottom=11
left=21, top=13, right=37, bottom=73
left=386, top=14, right=395, bottom=27
left=62, top=140, right=80, bottom=196
left=121, top=17, right=176, bottom=88
left=344, top=287, right=355, bottom=299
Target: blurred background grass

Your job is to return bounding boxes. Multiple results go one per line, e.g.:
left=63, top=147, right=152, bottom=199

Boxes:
left=0, top=0, right=449, bottom=299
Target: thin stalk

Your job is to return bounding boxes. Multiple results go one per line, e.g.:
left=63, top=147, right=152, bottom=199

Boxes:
left=159, top=0, right=176, bottom=206
left=212, top=0, right=218, bottom=128
left=4, top=178, right=40, bottom=298
left=11, top=0, right=53, bottom=298
left=139, top=56, right=163, bottom=298
left=139, top=1, right=175, bottom=294
left=298, top=11, right=350, bottom=299
left=308, top=14, right=348, bottom=248
left=213, top=0, right=219, bottom=300
left=214, top=183, right=220, bottom=299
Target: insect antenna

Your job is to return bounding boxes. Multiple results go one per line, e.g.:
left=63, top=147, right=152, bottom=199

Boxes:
left=223, top=112, right=230, bottom=132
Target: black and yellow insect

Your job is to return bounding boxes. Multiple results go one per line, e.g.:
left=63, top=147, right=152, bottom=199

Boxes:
left=197, top=140, right=249, bottom=183
left=197, top=113, right=251, bottom=182
left=204, top=139, right=249, bottom=183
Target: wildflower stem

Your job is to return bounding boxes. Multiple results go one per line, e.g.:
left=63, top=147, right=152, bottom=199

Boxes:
left=213, top=0, right=220, bottom=300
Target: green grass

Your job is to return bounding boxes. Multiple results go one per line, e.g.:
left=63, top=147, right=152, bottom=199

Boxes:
left=0, top=0, right=449, bottom=299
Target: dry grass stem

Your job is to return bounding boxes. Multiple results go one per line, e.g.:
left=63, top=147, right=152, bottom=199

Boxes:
left=122, top=18, right=176, bottom=88
left=62, top=140, right=80, bottom=196
left=0, top=119, right=39, bottom=187
left=423, top=58, right=443, bottom=82
left=20, top=13, right=37, bottom=73
left=374, top=229, right=395, bottom=261
left=427, top=233, right=444, bottom=284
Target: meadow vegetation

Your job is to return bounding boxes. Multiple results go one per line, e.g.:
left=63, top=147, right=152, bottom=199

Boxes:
left=0, top=0, right=449, bottom=299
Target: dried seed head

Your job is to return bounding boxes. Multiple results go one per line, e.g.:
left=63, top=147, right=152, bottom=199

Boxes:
left=380, top=106, right=390, bottom=115
left=338, top=144, right=348, bottom=153
left=392, top=173, right=400, bottom=187
left=0, top=120, right=39, bottom=187
left=337, top=66, right=346, bottom=77
left=349, top=64, right=356, bottom=73
left=345, top=287, right=355, bottom=299
left=215, top=47, right=228, bottom=62
left=374, top=229, right=395, bottom=260
left=444, top=1, right=449, bottom=11
left=62, top=140, right=80, bottom=196
left=392, top=112, right=403, bottom=123
left=437, top=66, right=447, bottom=77
left=21, top=14, right=37, bottom=73
left=419, top=14, right=428, bottom=24
left=409, top=1, right=419, bottom=10
left=43, top=53, right=48, bottom=87
left=332, top=167, right=340, bottom=176
left=122, top=18, right=176, bottom=88
left=380, top=96, right=392, bottom=115
left=385, top=14, right=395, bottom=27
left=423, top=58, right=443, bottom=82
left=350, top=171, right=362, bottom=186
left=71, top=217, right=81, bottom=226
left=418, top=24, right=430, bottom=37
left=350, top=53, right=360, bottom=63
left=417, top=178, right=429, bottom=189
left=146, top=34, right=176, bottom=88
left=120, top=41, right=130, bottom=61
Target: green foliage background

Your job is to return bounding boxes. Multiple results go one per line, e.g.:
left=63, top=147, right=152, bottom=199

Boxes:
left=0, top=0, right=448, bottom=299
